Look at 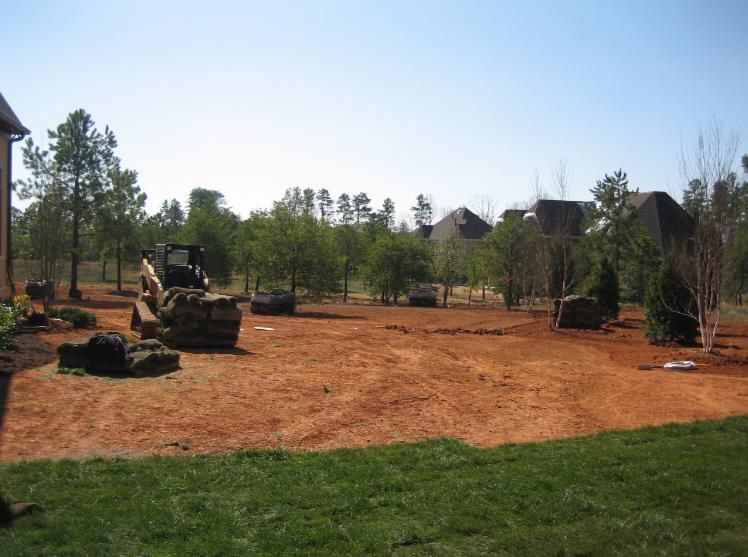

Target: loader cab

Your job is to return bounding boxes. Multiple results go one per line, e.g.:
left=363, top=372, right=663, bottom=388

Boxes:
left=155, top=244, right=209, bottom=290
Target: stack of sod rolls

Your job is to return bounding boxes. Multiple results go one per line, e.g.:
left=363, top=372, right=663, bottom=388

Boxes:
left=57, top=335, right=180, bottom=376
left=158, top=287, right=243, bottom=347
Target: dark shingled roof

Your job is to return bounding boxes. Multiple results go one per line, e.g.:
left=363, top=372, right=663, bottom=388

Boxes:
left=629, top=191, right=694, bottom=251
left=0, top=91, right=30, bottom=135
left=422, top=207, right=492, bottom=241
left=527, top=200, right=587, bottom=236
left=499, top=209, right=527, bottom=221
left=414, top=224, right=433, bottom=239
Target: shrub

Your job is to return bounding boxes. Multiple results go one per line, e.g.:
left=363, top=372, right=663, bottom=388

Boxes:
left=643, top=260, right=698, bottom=344
left=48, top=307, right=97, bottom=328
left=0, top=306, right=20, bottom=350
left=586, top=256, right=619, bottom=321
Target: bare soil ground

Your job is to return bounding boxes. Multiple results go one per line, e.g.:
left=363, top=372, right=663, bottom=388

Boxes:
left=1, top=285, right=747, bottom=462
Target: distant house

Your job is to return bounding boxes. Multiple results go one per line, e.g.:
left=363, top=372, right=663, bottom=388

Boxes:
left=497, top=209, right=527, bottom=222
left=0, top=92, right=30, bottom=299
left=416, top=207, right=492, bottom=247
left=524, top=200, right=589, bottom=237
left=629, top=191, right=694, bottom=252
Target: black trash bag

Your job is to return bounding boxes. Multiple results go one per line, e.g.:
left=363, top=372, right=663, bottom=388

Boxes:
left=86, top=333, right=132, bottom=369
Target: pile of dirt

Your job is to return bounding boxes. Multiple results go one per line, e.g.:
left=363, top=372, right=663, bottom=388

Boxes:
left=159, top=288, right=242, bottom=347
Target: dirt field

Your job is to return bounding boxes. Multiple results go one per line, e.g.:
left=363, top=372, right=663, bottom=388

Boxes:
left=1, top=285, right=747, bottom=462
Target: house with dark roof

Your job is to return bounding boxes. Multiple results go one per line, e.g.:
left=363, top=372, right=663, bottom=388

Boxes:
left=498, top=209, right=527, bottom=222
left=416, top=207, right=492, bottom=246
left=0, top=91, right=30, bottom=299
left=629, top=191, right=694, bottom=252
left=523, top=199, right=589, bottom=237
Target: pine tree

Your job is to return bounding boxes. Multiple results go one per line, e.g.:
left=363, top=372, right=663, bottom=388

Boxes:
left=587, top=256, right=619, bottom=321
left=411, top=194, right=433, bottom=226
left=642, top=261, right=698, bottom=344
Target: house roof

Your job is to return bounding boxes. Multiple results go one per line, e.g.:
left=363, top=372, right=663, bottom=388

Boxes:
left=629, top=191, right=694, bottom=251
left=527, top=199, right=587, bottom=236
left=0, top=91, right=30, bottom=135
left=421, top=207, right=492, bottom=241
left=498, top=209, right=527, bottom=221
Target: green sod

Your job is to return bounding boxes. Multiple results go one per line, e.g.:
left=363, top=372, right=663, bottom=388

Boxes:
left=2, top=417, right=747, bottom=556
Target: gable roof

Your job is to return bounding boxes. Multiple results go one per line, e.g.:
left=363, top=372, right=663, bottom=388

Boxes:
left=422, top=207, right=492, bottom=241
left=629, top=191, right=694, bottom=251
left=527, top=199, right=587, bottom=236
left=0, top=91, right=30, bottom=135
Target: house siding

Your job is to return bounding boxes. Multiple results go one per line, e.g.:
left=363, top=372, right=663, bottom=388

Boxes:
left=0, top=130, right=9, bottom=299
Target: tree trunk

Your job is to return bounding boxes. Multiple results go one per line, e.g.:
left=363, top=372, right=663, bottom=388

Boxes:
left=116, top=241, right=122, bottom=291
left=482, top=284, right=485, bottom=301
left=254, top=277, right=260, bottom=292
left=505, top=279, right=512, bottom=311
left=468, top=288, right=472, bottom=306
left=343, top=257, right=349, bottom=303
left=244, top=266, right=249, bottom=293
left=553, top=245, right=570, bottom=330
left=102, top=260, right=107, bottom=282
left=291, top=269, right=296, bottom=293
left=442, top=284, right=448, bottom=307
left=69, top=178, right=81, bottom=299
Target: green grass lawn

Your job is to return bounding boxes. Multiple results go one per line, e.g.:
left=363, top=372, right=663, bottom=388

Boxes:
left=2, top=417, right=747, bottom=556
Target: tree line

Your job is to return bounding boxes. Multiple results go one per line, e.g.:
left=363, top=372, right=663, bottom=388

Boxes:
left=12, top=111, right=748, bottom=353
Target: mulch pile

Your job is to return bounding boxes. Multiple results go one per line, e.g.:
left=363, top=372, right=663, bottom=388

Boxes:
left=0, top=335, right=58, bottom=375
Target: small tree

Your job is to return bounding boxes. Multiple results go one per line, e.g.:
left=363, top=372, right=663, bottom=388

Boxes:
left=335, top=223, right=364, bottom=302
left=17, top=141, right=70, bottom=310
left=678, top=122, right=740, bottom=352
left=433, top=229, right=467, bottom=307
left=48, top=110, right=118, bottom=298
left=180, top=188, right=239, bottom=286
left=317, top=188, right=334, bottom=222
left=588, top=169, right=638, bottom=273
left=234, top=214, right=260, bottom=292
left=95, top=167, right=146, bottom=291
left=483, top=213, right=527, bottom=310
left=411, top=194, right=433, bottom=226
left=643, top=260, right=698, bottom=344
left=586, top=256, right=619, bottom=321
left=336, top=193, right=354, bottom=225
left=363, top=232, right=432, bottom=304
left=352, top=192, right=372, bottom=224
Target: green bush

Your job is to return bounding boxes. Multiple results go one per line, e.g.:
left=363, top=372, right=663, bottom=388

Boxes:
left=48, top=307, right=97, bottom=328
left=586, top=256, right=619, bottom=321
left=643, top=260, right=698, bottom=344
left=0, top=306, right=20, bottom=349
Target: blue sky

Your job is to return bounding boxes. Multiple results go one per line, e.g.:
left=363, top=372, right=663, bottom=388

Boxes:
left=4, top=0, right=748, bottom=223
